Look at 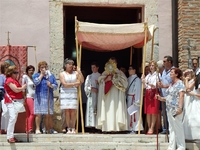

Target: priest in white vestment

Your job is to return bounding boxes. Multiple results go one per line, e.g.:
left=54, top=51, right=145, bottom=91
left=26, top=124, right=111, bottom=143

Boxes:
left=96, top=57, right=128, bottom=132
left=84, top=62, right=101, bottom=128
left=127, top=65, right=144, bottom=133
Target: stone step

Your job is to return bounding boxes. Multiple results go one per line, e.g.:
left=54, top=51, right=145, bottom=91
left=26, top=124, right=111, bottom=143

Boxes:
left=0, top=142, right=200, bottom=150
left=0, top=134, right=199, bottom=150
left=0, top=142, right=169, bottom=150
left=0, top=133, right=167, bottom=143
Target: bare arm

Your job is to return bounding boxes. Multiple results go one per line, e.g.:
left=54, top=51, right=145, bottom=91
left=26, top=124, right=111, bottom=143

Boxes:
left=185, top=78, right=195, bottom=92
left=8, top=83, right=27, bottom=93
left=176, top=91, right=184, bottom=115
left=59, top=72, right=81, bottom=88
left=156, top=94, right=166, bottom=102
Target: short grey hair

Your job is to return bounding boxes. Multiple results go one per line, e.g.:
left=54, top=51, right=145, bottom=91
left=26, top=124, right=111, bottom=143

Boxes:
left=63, top=58, right=74, bottom=70
left=157, top=60, right=163, bottom=69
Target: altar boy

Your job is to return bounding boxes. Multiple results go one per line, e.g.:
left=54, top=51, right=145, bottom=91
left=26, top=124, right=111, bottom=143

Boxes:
left=127, top=65, right=144, bottom=133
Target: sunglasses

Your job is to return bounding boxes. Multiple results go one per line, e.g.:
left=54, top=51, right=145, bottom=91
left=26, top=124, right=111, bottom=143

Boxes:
left=13, top=71, right=19, bottom=74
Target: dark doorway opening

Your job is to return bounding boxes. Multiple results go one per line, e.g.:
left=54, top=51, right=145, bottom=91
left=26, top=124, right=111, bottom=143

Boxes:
left=63, top=6, right=143, bottom=76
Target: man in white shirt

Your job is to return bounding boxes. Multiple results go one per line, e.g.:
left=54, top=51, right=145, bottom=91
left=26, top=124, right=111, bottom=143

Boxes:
left=127, top=65, right=143, bottom=133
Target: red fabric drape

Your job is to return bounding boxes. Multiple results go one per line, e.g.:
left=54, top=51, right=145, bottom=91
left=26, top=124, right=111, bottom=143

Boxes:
left=77, top=32, right=147, bottom=51
left=0, top=45, right=27, bottom=83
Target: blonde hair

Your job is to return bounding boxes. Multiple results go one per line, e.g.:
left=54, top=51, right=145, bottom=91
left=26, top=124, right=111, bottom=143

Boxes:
left=38, top=61, right=48, bottom=72
left=5, top=66, right=17, bottom=77
left=148, top=60, right=158, bottom=72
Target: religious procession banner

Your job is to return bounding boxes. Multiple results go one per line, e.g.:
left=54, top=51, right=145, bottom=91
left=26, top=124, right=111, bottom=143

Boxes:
left=0, top=45, right=27, bottom=83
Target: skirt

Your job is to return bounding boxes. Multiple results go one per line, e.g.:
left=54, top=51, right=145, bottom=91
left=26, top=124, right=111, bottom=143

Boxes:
left=144, top=89, right=160, bottom=114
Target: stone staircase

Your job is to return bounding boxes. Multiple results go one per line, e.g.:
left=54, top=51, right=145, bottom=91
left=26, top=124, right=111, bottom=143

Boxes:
left=0, top=133, right=199, bottom=150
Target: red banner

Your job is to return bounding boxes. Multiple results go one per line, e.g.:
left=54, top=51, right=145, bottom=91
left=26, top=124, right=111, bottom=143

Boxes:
left=0, top=45, right=27, bottom=83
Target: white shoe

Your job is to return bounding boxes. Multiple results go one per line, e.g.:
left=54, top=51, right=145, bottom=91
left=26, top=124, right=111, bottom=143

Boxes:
left=50, top=129, right=58, bottom=134
left=130, top=130, right=136, bottom=134
left=42, top=128, right=46, bottom=133
left=71, top=128, right=76, bottom=134
left=67, top=128, right=72, bottom=134
left=35, top=130, right=41, bottom=134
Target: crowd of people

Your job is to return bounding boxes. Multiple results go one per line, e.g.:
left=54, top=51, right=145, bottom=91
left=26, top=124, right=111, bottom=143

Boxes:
left=0, top=56, right=200, bottom=149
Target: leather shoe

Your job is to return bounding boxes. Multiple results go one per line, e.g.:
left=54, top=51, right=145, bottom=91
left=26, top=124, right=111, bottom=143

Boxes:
left=159, top=130, right=167, bottom=134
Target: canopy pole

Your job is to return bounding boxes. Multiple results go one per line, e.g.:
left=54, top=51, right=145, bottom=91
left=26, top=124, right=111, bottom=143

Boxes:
left=75, top=16, right=80, bottom=133
left=75, top=16, right=85, bottom=134
left=130, top=46, right=133, bottom=65
left=78, top=44, right=85, bottom=133
left=150, top=27, right=159, bottom=60
left=138, top=21, right=148, bottom=134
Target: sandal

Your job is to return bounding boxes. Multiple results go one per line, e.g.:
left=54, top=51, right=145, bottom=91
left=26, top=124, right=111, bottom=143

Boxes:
left=67, top=128, right=72, bottom=134
left=35, top=130, right=41, bottom=134
left=7, top=138, right=15, bottom=143
left=1, top=130, right=7, bottom=134
left=14, top=137, right=22, bottom=142
left=146, top=131, right=153, bottom=135
left=71, top=128, right=76, bottom=134
left=26, top=130, right=34, bottom=134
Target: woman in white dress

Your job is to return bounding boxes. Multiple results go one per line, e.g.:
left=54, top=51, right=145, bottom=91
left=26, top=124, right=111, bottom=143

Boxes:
left=59, top=58, right=83, bottom=134
left=183, top=69, right=200, bottom=140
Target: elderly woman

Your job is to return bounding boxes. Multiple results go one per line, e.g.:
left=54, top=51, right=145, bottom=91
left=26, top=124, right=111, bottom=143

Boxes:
left=141, top=60, right=160, bottom=134
left=22, top=65, right=35, bottom=134
left=0, top=62, right=10, bottom=134
left=4, top=66, right=26, bottom=143
left=156, top=68, right=185, bottom=150
left=33, top=61, right=58, bottom=134
left=59, top=58, right=83, bottom=134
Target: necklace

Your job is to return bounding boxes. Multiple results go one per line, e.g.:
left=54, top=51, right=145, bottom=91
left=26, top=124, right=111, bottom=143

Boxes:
left=66, top=71, right=73, bottom=83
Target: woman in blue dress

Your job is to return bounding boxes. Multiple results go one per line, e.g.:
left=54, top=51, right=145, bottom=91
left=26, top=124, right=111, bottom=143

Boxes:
left=33, top=61, right=58, bottom=134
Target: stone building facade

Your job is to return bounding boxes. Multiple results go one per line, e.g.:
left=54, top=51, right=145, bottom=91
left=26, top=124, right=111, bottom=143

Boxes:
left=49, top=0, right=160, bottom=132
left=49, top=0, right=160, bottom=79
left=0, top=0, right=174, bottom=132
left=178, top=0, right=200, bottom=70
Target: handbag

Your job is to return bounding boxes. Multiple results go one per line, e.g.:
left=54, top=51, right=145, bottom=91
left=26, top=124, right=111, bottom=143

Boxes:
left=5, top=91, right=25, bottom=113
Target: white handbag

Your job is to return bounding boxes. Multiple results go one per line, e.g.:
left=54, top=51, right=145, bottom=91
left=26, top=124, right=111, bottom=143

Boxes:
left=5, top=91, right=25, bottom=113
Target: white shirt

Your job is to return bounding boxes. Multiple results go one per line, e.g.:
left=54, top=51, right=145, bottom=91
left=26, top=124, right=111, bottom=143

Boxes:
left=22, top=74, right=35, bottom=98
left=145, top=71, right=160, bottom=89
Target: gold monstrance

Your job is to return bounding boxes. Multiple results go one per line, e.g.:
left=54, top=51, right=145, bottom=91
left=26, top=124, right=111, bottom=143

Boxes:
left=104, top=59, right=117, bottom=75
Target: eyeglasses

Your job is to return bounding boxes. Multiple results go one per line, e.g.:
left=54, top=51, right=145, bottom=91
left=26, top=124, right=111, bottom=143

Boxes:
left=28, top=69, right=34, bottom=72
left=13, top=71, right=19, bottom=74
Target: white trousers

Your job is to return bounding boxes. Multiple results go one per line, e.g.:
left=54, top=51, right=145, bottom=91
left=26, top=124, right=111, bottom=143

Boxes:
left=6, top=103, right=18, bottom=139
left=167, top=111, right=185, bottom=150
left=1, top=99, right=9, bottom=130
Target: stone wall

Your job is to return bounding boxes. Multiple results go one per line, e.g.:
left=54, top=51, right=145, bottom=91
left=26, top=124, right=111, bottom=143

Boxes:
left=178, top=0, right=200, bottom=70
